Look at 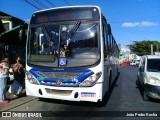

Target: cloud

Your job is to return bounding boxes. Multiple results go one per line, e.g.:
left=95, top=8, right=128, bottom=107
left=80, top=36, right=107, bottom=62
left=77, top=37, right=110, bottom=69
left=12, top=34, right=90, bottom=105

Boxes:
left=122, top=21, right=159, bottom=27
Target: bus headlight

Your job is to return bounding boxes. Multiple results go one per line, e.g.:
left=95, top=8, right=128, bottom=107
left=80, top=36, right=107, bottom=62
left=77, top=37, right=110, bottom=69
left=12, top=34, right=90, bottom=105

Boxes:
left=26, top=72, right=39, bottom=85
left=79, top=72, right=102, bottom=87
left=149, top=76, right=160, bottom=84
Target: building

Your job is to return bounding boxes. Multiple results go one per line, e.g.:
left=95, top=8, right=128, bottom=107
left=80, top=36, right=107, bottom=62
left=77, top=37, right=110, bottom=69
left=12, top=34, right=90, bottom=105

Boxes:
left=0, top=11, right=28, bottom=64
left=0, top=11, right=25, bottom=32
left=119, top=48, right=131, bottom=63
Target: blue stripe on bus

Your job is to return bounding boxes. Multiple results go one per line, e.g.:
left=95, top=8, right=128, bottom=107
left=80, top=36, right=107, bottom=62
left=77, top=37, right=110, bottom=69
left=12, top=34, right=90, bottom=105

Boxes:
left=41, top=83, right=79, bottom=87
left=31, top=68, right=91, bottom=72
left=29, top=68, right=94, bottom=87
left=77, top=71, right=93, bottom=82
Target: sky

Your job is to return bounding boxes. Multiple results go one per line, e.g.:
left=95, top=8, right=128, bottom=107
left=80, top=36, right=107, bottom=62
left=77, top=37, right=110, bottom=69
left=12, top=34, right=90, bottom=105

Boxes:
left=0, top=0, right=160, bottom=48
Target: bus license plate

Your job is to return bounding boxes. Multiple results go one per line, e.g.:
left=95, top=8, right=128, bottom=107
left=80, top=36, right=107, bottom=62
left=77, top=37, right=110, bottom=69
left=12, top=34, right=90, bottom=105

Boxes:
left=81, top=92, right=96, bottom=98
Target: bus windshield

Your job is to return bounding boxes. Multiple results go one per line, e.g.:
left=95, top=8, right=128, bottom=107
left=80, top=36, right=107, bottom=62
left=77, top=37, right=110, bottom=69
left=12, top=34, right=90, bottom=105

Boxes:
left=27, top=21, right=100, bottom=68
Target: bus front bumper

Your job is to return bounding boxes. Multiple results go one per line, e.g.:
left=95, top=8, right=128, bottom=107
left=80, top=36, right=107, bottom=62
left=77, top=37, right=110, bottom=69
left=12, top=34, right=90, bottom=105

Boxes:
left=25, top=80, right=103, bottom=102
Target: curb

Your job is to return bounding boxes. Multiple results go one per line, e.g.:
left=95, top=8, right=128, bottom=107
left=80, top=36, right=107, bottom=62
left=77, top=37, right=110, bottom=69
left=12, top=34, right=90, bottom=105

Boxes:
left=0, top=95, right=36, bottom=111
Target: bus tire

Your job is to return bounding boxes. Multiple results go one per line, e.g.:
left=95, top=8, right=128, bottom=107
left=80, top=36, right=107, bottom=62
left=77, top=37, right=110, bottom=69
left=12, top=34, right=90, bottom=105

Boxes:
left=109, top=71, right=112, bottom=89
left=38, top=97, right=46, bottom=101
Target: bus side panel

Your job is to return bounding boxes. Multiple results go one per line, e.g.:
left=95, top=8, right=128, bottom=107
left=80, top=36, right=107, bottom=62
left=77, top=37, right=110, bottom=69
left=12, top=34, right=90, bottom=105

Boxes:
left=103, top=60, right=110, bottom=98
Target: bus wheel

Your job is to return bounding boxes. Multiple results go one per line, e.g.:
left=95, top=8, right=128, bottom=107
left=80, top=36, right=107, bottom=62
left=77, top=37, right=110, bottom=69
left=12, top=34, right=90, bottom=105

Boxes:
left=38, top=97, right=47, bottom=101
left=97, top=99, right=105, bottom=107
left=108, top=72, right=112, bottom=89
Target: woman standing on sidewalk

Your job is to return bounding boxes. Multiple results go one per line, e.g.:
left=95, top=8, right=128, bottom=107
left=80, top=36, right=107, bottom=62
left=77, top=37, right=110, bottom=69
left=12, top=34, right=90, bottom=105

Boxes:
left=11, top=56, right=25, bottom=96
left=0, top=55, right=9, bottom=104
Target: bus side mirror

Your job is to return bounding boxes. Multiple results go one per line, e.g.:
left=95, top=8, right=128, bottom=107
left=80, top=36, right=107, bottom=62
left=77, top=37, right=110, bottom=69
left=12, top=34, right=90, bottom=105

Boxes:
left=19, top=29, right=23, bottom=40
left=19, top=29, right=28, bottom=41
left=106, top=24, right=111, bottom=35
left=19, top=23, right=28, bottom=41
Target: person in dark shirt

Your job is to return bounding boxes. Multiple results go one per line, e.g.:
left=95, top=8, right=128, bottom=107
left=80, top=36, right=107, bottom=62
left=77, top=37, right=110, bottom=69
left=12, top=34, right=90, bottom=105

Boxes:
left=11, top=57, right=25, bottom=96
left=41, top=41, right=55, bottom=55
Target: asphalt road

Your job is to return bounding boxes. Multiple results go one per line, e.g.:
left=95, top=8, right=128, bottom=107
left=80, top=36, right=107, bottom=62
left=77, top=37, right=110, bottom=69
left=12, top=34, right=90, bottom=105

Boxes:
left=1, top=66, right=160, bottom=120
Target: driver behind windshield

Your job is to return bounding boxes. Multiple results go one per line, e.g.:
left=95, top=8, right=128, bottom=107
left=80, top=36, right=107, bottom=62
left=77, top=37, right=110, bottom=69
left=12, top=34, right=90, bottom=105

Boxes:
left=40, top=34, right=57, bottom=56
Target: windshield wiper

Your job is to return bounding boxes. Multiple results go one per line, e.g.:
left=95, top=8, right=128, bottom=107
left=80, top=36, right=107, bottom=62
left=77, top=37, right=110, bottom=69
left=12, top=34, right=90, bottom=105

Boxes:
left=68, top=21, right=81, bottom=39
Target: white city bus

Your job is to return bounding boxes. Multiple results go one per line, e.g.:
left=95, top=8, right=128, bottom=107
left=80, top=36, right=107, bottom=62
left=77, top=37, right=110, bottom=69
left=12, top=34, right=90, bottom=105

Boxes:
left=25, top=6, right=119, bottom=102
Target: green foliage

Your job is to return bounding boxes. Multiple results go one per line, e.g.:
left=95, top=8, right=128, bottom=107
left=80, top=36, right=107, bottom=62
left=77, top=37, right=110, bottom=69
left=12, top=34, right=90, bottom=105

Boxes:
left=127, top=40, right=160, bottom=56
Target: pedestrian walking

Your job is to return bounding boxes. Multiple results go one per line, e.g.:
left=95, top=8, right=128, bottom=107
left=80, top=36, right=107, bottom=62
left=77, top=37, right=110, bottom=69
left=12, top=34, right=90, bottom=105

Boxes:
left=0, top=55, right=9, bottom=104
left=10, top=56, right=25, bottom=96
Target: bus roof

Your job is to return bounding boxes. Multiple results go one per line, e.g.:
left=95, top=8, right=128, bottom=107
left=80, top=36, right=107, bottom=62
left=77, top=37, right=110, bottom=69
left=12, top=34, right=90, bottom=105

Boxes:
left=29, top=5, right=102, bottom=24
left=33, top=5, right=101, bottom=14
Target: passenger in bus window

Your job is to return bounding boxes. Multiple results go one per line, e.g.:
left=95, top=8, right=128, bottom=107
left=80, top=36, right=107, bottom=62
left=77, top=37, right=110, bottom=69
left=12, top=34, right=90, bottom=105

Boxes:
left=60, top=45, right=70, bottom=57
left=40, top=32, right=58, bottom=56
left=41, top=41, right=57, bottom=55
left=49, top=41, right=57, bottom=55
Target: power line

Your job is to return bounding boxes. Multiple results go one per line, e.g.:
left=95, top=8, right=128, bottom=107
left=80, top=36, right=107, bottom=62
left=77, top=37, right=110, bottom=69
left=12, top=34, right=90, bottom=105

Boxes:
left=64, top=0, right=71, bottom=6
left=24, top=0, right=41, bottom=10
left=33, top=0, right=48, bottom=9
left=45, top=0, right=56, bottom=7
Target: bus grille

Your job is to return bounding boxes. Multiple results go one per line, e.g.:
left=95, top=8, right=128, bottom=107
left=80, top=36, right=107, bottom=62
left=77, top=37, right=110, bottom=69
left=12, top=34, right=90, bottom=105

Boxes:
left=45, top=88, right=72, bottom=96
left=36, top=71, right=84, bottom=79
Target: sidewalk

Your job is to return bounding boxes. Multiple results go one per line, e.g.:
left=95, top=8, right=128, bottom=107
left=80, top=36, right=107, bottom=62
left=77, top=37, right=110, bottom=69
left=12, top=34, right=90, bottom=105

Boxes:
left=0, top=91, right=36, bottom=111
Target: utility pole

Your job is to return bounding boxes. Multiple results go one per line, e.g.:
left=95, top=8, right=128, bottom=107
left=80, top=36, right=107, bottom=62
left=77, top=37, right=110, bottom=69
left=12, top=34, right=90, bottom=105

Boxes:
left=151, top=44, right=153, bottom=55
left=156, top=44, right=160, bottom=55
left=157, top=44, right=159, bottom=52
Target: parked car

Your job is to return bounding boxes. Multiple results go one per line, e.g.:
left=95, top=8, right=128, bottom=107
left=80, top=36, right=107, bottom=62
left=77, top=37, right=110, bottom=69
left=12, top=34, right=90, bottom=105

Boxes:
left=130, top=60, right=136, bottom=66
left=137, top=55, right=160, bottom=101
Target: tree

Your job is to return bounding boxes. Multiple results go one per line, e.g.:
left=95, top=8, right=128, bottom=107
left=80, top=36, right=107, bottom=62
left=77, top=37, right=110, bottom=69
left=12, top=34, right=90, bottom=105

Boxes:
left=127, top=40, right=160, bottom=56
